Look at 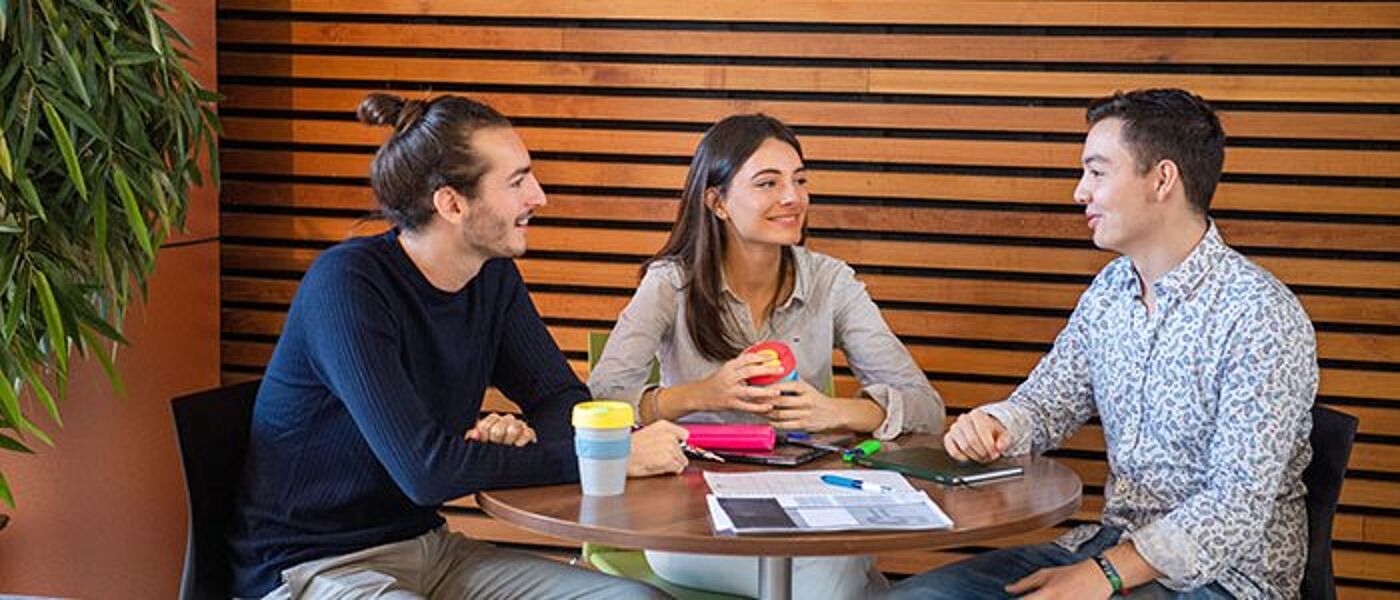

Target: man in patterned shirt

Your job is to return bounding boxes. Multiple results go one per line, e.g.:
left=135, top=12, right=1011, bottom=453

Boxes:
left=888, top=88, right=1316, bottom=599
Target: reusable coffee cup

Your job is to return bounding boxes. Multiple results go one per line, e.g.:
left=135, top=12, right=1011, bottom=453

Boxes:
left=572, top=401, right=634, bottom=496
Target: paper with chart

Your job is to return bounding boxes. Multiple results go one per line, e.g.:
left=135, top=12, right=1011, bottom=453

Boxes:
left=704, top=470, right=953, bottom=535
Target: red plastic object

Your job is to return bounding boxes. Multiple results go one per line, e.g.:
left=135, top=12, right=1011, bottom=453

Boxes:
left=681, top=423, right=777, bottom=451
left=743, top=340, right=797, bottom=386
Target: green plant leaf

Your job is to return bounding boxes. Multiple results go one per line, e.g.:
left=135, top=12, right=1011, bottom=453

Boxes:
left=49, top=30, right=91, bottom=107
left=0, top=432, right=32, bottom=454
left=17, top=361, right=60, bottom=428
left=0, top=61, right=20, bottom=101
left=93, top=180, right=108, bottom=264
left=112, top=167, right=153, bottom=258
left=31, top=268, right=67, bottom=374
left=142, top=3, right=161, bottom=54
left=16, top=414, right=51, bottom=448
left=79, top=326, right=123, bottom=399
left=40, top=87, right=102, bottom=140
left=33, top=0, right=57, bottom=25
left=0, top=123, right=12, bottom=181
left=0, top=470, right=13, bottom=508
left=41, top=101, right=87, bottom=201
left=2, top=277, right=24, bottom=341
left=69, top=0, right=110, bottom=17
left=114, top=49, right=159, bottom=66
left=0, top=377, right=24, bottom=444
left=15, top=176, right=45, bottom=221
left=203, top=118, right=220, bottom=189
left=75, top=296, right=126, bottom=344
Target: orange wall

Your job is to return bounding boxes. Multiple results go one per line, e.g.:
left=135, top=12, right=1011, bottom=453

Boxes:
left=0, top=0, right=220, bottom=597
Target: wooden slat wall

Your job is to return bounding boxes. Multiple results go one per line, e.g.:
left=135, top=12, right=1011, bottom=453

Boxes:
left=215, top=2, right=1400, bottom=595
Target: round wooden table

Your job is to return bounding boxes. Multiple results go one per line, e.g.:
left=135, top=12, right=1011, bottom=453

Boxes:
left=478, top=437, right=1081, bottom=600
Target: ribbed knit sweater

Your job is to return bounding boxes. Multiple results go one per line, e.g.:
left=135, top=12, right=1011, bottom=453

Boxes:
left=229, top=230, right=585, bottom=597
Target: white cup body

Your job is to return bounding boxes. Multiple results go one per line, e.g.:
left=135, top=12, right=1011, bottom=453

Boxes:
left=575, top=426, right=630, bottom=496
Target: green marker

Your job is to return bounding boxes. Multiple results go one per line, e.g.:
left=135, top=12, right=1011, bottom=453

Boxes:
left=842, top=440, right=882, bottom=462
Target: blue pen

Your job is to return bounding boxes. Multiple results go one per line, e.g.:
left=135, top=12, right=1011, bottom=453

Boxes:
left=783, top=432, right=847, bottom=454
left=820, top=474, right=894, bottom=493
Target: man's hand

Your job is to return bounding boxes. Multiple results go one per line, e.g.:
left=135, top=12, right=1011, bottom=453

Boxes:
left=944, top=409, right=1011, bottom=462
left=1005, top=560, right=1113, bottom=600
left=627, top=420, right=689, bottom=477
left=467, top=413, right=537, bottom=447
left=767, top=379, right=883, bottom=432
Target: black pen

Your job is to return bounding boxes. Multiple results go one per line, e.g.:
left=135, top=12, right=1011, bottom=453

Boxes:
left=682, top=442, right=726, bottom=463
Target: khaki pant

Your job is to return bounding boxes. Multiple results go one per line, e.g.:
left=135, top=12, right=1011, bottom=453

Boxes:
left=261, top=527, right=669, bottom=599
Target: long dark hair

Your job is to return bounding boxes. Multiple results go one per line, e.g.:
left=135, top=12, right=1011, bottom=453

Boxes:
left=357, top=93, right=511, bottom=230
left=644, top=114, right=807, bottom=362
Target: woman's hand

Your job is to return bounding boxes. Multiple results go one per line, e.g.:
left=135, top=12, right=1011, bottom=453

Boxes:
left=766, top=379, right=884, bottom=432
left=466, top=413, right=537, bottom=447
left=664, top=352, right=784, bottom=416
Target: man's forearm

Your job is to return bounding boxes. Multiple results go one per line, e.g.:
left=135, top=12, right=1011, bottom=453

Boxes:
left=1103, top=541, right=1163, bottom=589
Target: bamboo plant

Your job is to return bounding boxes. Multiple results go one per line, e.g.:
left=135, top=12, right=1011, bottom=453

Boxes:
left=0, top=0, right=219, bottom=507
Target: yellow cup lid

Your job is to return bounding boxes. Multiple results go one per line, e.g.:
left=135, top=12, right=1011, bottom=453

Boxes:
left=572, top=401, right=634, bottom=429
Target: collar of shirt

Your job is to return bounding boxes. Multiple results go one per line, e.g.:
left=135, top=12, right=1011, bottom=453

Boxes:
left=718, top=246, right=811, bottom=312
left=1120, top=220, right=1226, bottom=304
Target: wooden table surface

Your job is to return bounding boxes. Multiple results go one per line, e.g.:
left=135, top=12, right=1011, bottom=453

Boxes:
left=478, top=436, right=1082, bottom=557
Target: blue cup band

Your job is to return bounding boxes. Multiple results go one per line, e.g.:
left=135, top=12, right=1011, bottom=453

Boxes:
left=575, top=437, right=631, bottom=460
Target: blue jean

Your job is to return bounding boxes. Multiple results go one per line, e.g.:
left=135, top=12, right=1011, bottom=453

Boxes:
left=884, top=527, right=1232, bottom=599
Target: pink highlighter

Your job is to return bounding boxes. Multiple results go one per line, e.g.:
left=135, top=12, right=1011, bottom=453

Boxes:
left=680, top=423, right=777, bottom=451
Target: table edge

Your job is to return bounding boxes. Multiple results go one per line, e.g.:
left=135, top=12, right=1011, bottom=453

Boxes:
left=477, top=477, right=1082, bottom=556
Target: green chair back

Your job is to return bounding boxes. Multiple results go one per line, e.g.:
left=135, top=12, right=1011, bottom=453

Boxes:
left=587, top=330, right=661, bottom=385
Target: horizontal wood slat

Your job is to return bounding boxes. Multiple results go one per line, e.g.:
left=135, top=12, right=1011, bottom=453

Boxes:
left=218, top=1, right=1400, bottom=29
left=219, top=20, right=1400, bottom=66
left=220, top=86, right=1400, bottom=142
left=220, top=52, right=1400, bottom=104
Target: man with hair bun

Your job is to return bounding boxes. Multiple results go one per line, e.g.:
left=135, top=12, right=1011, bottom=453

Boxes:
left=886, top=89, right=1316, bottom=599
left=228, top=93, right=682, bottom=599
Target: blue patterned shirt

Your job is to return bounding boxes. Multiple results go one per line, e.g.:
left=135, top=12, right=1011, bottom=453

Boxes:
left=980, top=223, right=1317, bottom=599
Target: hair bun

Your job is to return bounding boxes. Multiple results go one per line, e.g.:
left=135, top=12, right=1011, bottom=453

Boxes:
left=357, top=93, right=403, bottom=127
left=357, top=93, right=427, bottom=133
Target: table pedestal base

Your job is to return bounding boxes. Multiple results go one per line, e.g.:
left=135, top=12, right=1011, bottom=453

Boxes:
left=757, top=556, right=793, bottom=600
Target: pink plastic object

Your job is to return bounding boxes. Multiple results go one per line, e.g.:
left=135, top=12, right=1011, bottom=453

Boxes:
left=680, top=424, right=777, bottom=451
left=744, top=340, right=797, bottom=386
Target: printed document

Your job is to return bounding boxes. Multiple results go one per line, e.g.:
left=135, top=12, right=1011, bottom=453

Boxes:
left=704, top=470, right=953, bottom=535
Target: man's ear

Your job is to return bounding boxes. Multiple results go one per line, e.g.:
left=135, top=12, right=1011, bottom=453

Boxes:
left=704, top=187, right=727, bottom=220
left=1152, top=159, right=1182, bottom=204
left=432, top=186, right=468, bottom=224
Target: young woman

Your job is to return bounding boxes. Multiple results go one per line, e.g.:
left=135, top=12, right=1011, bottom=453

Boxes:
left=588, top=114, right=944, bottom=598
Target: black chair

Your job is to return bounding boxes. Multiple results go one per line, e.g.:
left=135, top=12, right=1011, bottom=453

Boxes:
left=1301, top=405, right=1358, bottom=600
left=172, top=380, right=262, bottom=600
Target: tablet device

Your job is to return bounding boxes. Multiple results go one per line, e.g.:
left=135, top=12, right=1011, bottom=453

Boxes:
left=713, top=432, right=855, bottom=467
left=855, top=446, right=1024, bottom=485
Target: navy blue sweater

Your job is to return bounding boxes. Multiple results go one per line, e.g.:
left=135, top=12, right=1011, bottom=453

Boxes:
left=229, top=231, right=585, bottom=596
